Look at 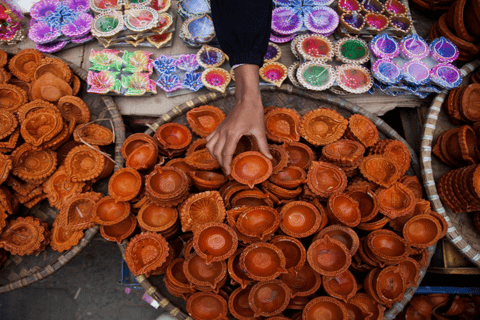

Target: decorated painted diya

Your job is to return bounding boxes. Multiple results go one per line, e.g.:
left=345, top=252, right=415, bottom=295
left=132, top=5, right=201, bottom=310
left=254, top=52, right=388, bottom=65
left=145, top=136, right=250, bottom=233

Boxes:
left=288, top=61, right=304, bottom=88
left=430, top=63, right=463, bottom=89
left=196, top=45, right=225, bottom=69
left=365, top=13, right=389, bottom=32
left=362, top=0, right=384, bottom=14
left=260, top=62, right=288, bottom=87
left=304, top=7, right=339, bottom=35
left=201, top=68, right=231, bottom=93
left=370, top=33, right=400, bottom=59
left=385, top=0, right=407, bottom=15
left=402, top=60, right=430, bottom=86
left=390, top=15, right=412, bottom=35
left=430, top=37, right=460, bottom=63
left=91, top=11, right=124, bottom=38
left=270, top=30, right=296, bottom=44
left=264, top=42, right=282, bottom=62
left=338, top=0, right=361, bottom=14
left=336, top=64, right=373, bottom=94
left=340, top=12, right=365, bottom=34
left=271, top=7, right=302, bottom=35
left=297, top=34, right=334, bottom=61
left=297, top=61, right=336, bottom=91
left=400, top=34, right=430, bottom=60
left=371, top=59, right=401, bottom=85
left=335, top=37, right=369, bottom=64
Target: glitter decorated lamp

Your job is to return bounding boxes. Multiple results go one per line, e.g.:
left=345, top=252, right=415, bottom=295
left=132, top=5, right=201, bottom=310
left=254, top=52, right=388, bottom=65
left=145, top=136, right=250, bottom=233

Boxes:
left=124, top=7, right=158, bottom=33
left=361, top=0, right=384, bottom=14
left=177, top=0, right=210, bottom=20
left=429, top=37, right=460, bottom=63
left=365, top=13, right=389, bottom=32
left=201, top=68, right=231, bottom=93
left=390, top=15, right=412, bottom=36
left=179, top=14, right=215, bottom=47
left=196, top=45, right=226, bottom=69
left=400, top=34, right=430, bottom=60
left=87, top=71, right=122, bottom=94
left=121, top=72, right=157, bottom=96
left=177, top=54, right=199, bottom=72
left=91, top=11, right=124, bottom=38
left=297, top=34, right=334, bottom=61
left=370, top=33, right=400, bottom=59
left=304, top=6, right=339, bottom=36
left=260, top=62, right=288, bottom=87
left=385, top=0, right=407, bottom=16
left=337, top=0, right=361, bottom=14
left=156, top=73, right=183, bottom=93
left=371, top=59, right=402, bottom=85
left=153, top=54, right=178, bottom=75
left=430, top=63, right=463, bottom=89
left=271, top=7, right=303, bottom=35
left=335, top=37, right=369, bottom=64
left=270, top=31, right=296, bottom=44
left=336, top=64, right=373, bottom=94
left=264, top=42, right=282, bottom=62
left=0, top=0, right=26, bottom=45
left=340, top=12, right=365, bottom=34
left=182, top=72, right=203, bottom=92
left=297, top=61, right=336, bottom=91
left=402, top=60, right=430, bottom=86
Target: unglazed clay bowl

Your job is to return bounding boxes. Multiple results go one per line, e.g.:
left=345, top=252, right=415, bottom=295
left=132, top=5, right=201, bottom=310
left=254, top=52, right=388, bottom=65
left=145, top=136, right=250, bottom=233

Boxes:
left=280, top=201, right=322, bottom=238
left=307, top=235, right=351, bottom=276
left=193, top=222, right=238, bottom=264
left=100, top=214, right=137, bottom=243
left=94, top=196, right=130, bottom=226
left=230, top=151, right=273, bottom=188
left=323, top=270, right=358, bottom=302
left=264, top=107, right=301, bottom=143
left=283, top=141, right=315, bottom=170
left=303, top=296, right=348, bottom=320
left=315, top=225, right=360, bottom=256
left=137, top=203, right=178, bottom=232
left=108, top=167, right=142, bottom=202
left=269, top=166, right=307, bottom=189
left=240, top=243, right=287, bottom=281
left=236, top=206, right=280, bottom=240
left=155, top=123, right=192, bottom=150
left=248, top=280, right=292, bottom=317
left=186, top=105, right=225, bottom=138
left=281, top=264, right=322, bottom=297
left=270, top=235, right=307, bottom=272
left=187, top=292, right=228, bottom=320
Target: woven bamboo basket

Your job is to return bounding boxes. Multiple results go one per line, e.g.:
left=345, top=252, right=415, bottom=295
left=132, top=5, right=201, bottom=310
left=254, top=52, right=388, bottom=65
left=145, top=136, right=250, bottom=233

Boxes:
left=0, top=48, right=126, bottom=293
left=118, top=84, right=435, bottom=320
left=420, top=60, right=480, bottom=268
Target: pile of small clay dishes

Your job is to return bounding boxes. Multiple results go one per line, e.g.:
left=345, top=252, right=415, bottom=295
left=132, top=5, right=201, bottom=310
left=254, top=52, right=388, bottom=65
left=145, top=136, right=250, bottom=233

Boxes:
left=108, top=103, right=448, bottom=320
left=0, top=48, right=114, bottom=263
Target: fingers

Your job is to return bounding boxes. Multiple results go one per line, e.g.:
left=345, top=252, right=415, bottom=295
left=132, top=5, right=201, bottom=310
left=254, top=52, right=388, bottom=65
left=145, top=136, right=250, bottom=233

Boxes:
left=206, top=132, right=220, bottom=157
left=255, top=132, right=273, bottom=160
left=212, top=135, right=226, bottom=167
left=221, top=134, right=241, bottom=175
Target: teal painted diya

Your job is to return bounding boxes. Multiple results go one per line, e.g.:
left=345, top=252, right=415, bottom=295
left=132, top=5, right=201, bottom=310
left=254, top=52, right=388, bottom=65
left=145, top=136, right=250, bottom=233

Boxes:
left=297, top=61, right=335, bottom=91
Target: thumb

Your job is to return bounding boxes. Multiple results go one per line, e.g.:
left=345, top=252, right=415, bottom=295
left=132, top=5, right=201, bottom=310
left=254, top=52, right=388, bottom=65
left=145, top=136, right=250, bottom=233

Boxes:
left=255, top=133, right=273, bottom=160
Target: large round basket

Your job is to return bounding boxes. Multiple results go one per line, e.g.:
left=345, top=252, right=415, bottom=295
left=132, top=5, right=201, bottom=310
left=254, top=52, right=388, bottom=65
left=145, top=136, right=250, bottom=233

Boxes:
left=118, top=84, right=435, bottom=320
left=0, top=49, right=126, bottom=293
left=420, top=60, right=480, bottom=268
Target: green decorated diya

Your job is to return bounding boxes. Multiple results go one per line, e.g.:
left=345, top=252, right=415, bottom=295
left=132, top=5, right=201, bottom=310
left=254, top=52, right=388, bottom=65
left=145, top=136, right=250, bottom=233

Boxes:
left=297, top=61, right=336, bottom=91
left=335, top=37, right=370, bottom=64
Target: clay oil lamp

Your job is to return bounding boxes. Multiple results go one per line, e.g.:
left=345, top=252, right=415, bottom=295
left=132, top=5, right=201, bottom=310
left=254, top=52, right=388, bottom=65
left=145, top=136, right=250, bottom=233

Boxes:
left=124, top=232, right=169, bottom=277
left=399, top=175, right=423, bottom=199
left=307, top=235, right=352, bottom=276
left=340, top=12, right=365, bottom=34
left=279, top=201, right=322, bottom=238
left=345, top=114, right=379, bottom=148
left=283, top=141, right=315, bottom=170
left=428, top=211, right=448, bottom=239
left=34, top=57, right=73, bottom=83
left=0, top=110, right=18, bottom=141
left=365, top=13, right=389, bottom=32
left=248, top=280, right=292, bottom=318
left=0, top=153, right=12, bottom=185
left=459, top=84, right=480, bottom=122
left=269, top=144, right=289, bottom=174
left=297, top=34, right=334, bottom=61
left=297, top=61, right=336, bottom=92
left=397, top=257, right=421, bottom=288
left=281, top=264, right=321, bottom=298
left=300, top=108, right=348, bottom=146
left=8, top=49, right=44, bottom=82
left=16, top=100, right=58, bottom=122
left=365, top=229, right=409, bottom=265
left=390, top=16, right=413, bottom=36
left=303, top=296, right=348, bottom=320
left=64, top=145, right=106, bottom=183
left=0, top=127, right=19, bottom=153
left=188, top=171, right=227, bottom=191
left=363, top=268, right=383, bottom=303
left=179, top=191, right=226, bottom=232
left=145, top=165, right=189, bottom=207
left=236, top=206, right=280, bottom=241
left=315, top=225, right=360, bottom=256
left=269, top=166, right=307, bottom=189
left=20, top=107, right=63, bottom=147
left=109, top=167, right=142, bottom=203
left=403, top=214, right=442, bottom=248
left=233, top=135, right=260, bottom=158
left=187, top=292, right=228, bottom=320
left=150, top=243, right=176, bottom=276
left=259, top=62, right=288, bottom=87
left=219, top=181, right=250, bottom=207
left=230, top=188, right=274, bottom=209
left=59, top=192, right=103, bottom=231
left=240, top=242, right=287, bottom=281
left=428, top=294, right=450, bottom=308
left=43, top=165, right=85, bottom=211
left=201, top=67, right=231, bottom=94
left=0, top=216, right=47, bottom=256
left=323, top=139, right=365, bottom=166
left=0, top=83, right=28, bottom=113
left=137, top=202, right=178, bottom=233
left=376, top=182, right=416, bottom=219
left=270, top=235, right=306, bottom=273
left=56, top=96, right=91, bottom=125
left=50, top=220, right=84, bottom=252
left=326, top=193, right=361, bottom=228
left=73, top=124, right=113, bottom=147
left=155, top=123, right=192, bottom=158
left=230, top=151, right=273, bottom=188
left=125, top=142, right=158, bottom=171
left=335, top=37, right=369, bottom=64
left=375, top=265, right=406, bottom=307
left=186, top=105, right=225, bottom=138
left=323, top=270, right=358, bottom=302
left=371, top=140, right=411, bottom=176
left=307, top=161, right=347, bottom=198
left=121, top=133, right=156, bottom=160
left=347, top=188, right=378, bottom=223
left=359, top=155, right=400, bottom=188
left=349, top=293, right=385, bottom=320
left=186, top=138, right=207, bottom=156
left=264, top=107, right=301, bottom=143
left=100, top=214, right=137, bottom=243
left=344, top=302, right=364, bottom=320
left=11, top=144, right=57, bottom=182
left=336, top=64, right=373, bottom=94
left=196, top=45, right=225, bottom=69
left=288, top=296, right=315, bottom=311
left=166, top=258, right=195, bottom=295
left=228, top=249, right=253, bottom=289
left=405, top=296, right=434, bottom=320
left=262, top=180, right=302, bottom=200
left=193, top=222, right=238, bottom=264
left=183, top=253, right=227, bottom=291
left=31, top=74, right=73, bottom=103
left=185, top=149, right=221, bottom=170
left=93, top=196, right=130, bottom=225
left=228, top=286, right=255, bottom=320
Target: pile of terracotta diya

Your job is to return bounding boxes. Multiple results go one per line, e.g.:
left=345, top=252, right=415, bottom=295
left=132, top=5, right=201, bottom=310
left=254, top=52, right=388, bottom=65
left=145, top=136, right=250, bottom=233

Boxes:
left=0, top=49, right=114, bottom=262
left=428, top=0, right=480, bottom=62
left=103, top=104, right=447, bottom=319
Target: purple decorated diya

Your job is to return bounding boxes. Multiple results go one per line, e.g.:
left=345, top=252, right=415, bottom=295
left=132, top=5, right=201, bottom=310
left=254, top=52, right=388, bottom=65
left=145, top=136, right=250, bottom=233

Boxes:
left=29, top=22, right=61, bottom=44
left=304, top=7, right=339, bottom=35
left=390, top=16, right=411, bottom=35
left=370, top=33, right=399, bottom=59
left=156, top=73, right=183, bottom=93
left=260, top=62, right=288, bottom=87
left=385, top=0, right=407, bottom=15
left=402, top=60, right=430, bottom=85
left=430, top=63, right=462, bottom=89
left=177, top=54, right=199, bottom=72
left=400, top=34, right=429, bottom=60
left=201, top=68, right=231, bottom=93
left=336, top=64, right=373, bottom=94
left=338, top=0, right=361, bottom=14
left=196, top=45, right=225, bottom=69
left=264, top=42, right=282, bottom=62
left=340, top=12, right=365, bottom=34
left=270, top=30, right=296, bottom=43
left=430, top=37, right=459, bottom=63
left=371, top=59, right=402, bottom=85
left=61, top=13, right=93, bottom=38
left=297, top=34, right=334, bottom=61
left=271, top=7, right=302, bottom=35
left=362, top=0, right=384, bottom=14
left=35, top=41, right=68, bottom=53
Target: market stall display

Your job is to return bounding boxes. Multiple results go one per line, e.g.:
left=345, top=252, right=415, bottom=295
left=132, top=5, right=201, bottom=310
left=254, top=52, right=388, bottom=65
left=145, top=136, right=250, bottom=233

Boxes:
left=0, top=0, right=26, bottom=46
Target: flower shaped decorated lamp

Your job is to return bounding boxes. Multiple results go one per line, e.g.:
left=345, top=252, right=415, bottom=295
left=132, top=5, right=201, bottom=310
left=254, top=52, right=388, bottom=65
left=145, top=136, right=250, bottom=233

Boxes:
left=271, top=7, right=302, bottom=35
left=122, top=72, right=157, bottom=96
left=0, top=0, right=26, bottom=45
left=297, top=61, right=336, bottom=91
left=177, top=54, right=199, bottom=72
left=400, top=34, right=429, bottom=60
left=87, top=71, right=122, bottom=94
left=156, top=73, right=183, bottom=93
left=153, top=54, right=178, bottom=75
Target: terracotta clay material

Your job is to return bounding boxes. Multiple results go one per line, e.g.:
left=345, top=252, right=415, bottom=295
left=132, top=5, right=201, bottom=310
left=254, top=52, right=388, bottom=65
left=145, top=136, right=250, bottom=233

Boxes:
left=370, top=139, right=411, bottom=176
left=270, top=235, right=306, bottom=272
left=93, top=196, right=131, bottom=226
left=145, top=165, right=189, bottom=206
left=0, top=153, right=12, bottom=185
left=236, top=206, right=280, bottom=240
left=228, top=286, right=255, bottom=320
left=269, top=165, right=307, bottom=189
left=359, top=154, right=401, bottom=188
left=0, top=216, right=47, bottom=256
left=179, top=191, right=226, bottom=232
left=187, top=292, right=228, bottom=320
left=34, top=57, right=73, bottom=83
left=399, top=175, right=423, bottom=199
left=11, top=144, right=57, bottom=182
left=307, top=161, right=348, bottom=198
left=280, top=201, right=322, bottom=238
left=193, top=222, right=238, bottom=264
left=366, top=229, right=409, bottom=264
left=323, top=270, right=358, bottom=302
left=228, top=249, right=254, bottom=289
left=0, top=83, right=28, bottom=113
left=315, top=225, right=360, bottom=256
left=126, top=142, right=158, bottom=171
left=121, top=133, right=156, bottom=159
left=264, top=107, right=301, bottom=142
left=403, top=214, right=442, bottom=248
left=323, top=139, right=365, bottom=166
left=137, top=203, right=178, bottom=232
left=349, top=293, right=385, bottom=320
left=188, top=171, right=228, bottom=191
left=307, top=235, right=352, bottom=276
left=375, top=265, right=406, bottom=307
left=300, top=108, right=348, bottom=146
left=64, top=145, right=105, bottom=182
left=248, top=280, right=292, bottom=317
left=21, top=108, right=64, bottom=147
left=186, top=105, right=225, bottom=137
left=8, top=49, right=44, bottom=82
left=50, top=219, right=84, bottom=252
left=347, top=188, right=379, bottom=223
left=185, top=149, right=221, bottom=170
left=59, top=192, right=103, bottom=231
left=345, top=114, right=379, bottom=148
left=155, top=122, right=192, bottom=151
left=73, top=123, right=113, bottom=146
left=397, top=257, right=421, bottom=288
left=269, top=144, right=289, bottom=174
left=376, top=182, right=416, bottom=219
left=43, top=165, right=86, bottom=209
left=109, top=167, right=143, bottom=202
left=326, top=193, right=362, bottom=227
left=31, top=74, right=73, bottom=102
left=183, top=253, right=227, bottom=290
left=0, top=50, right=7, bottom=68
left=124, top=231, right=169, bottom=277
left=281, top=264, right=321, bottom=297
left=240, top=242, right=288, bottom=281
left=186, top=138, right=207, bottom=156
left=231, top=151, right=273, bottom=188
left=233, top=135, right=260, bottom=158
left=0, top=110, right=17, bottom=141
left=100, top=214, right=137, bottom=243
left=303, top=296, right=348, bottom=320
left=283, top=141, right=316, bottom=170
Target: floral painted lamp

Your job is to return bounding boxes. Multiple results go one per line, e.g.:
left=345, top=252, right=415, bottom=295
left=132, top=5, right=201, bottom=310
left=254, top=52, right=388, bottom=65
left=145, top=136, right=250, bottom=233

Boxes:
left=0, top=0, right=26, bottom=46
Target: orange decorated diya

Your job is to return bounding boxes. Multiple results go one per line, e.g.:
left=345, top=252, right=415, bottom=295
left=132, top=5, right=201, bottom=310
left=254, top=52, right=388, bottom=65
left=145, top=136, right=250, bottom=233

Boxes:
left=0, top=110, right=18, bottom=141
left=145, top=165, right=189, bottom=207
left=8, top=49, right=44, bottom=82
left=376, top=182, right=416, bottom=219
left=11, top=143, right=57, bottom=182
left=20, top=107, right=64, bottom=148
left=137, top=203, right=178, bottom=233
left=323, top=139, right=365, bottom=166
left=43, top=165, right=86, bottom=209
left=269, top=144, right=289, bottom=174
left=359, top=154, right=401, bottom=188
left=345, top=114, right=379, bottom=148
left=0, top=153, right=12, bottom=185
left=264, top=107, right=301, bottom=142
left=0, top=216, right=47, bottom=256
left=57, top=96, right=91, bottom=125
left=31, top=74, right=73, bottom=103
left=269, top=165, right=307, bottom=189
left=370, top=139, right=411, bottom=176
left=58, top=192, right=103, bottom=231
left=300, top=108, right=348, bottom=146
left=124, top=231, right=170, bottom=277
left=193, top=222, right=238, bottom=264
left=50, top=219, right=84, bottom=253
left=188, top=171, right=227, bottom=191
left=155, top=123, right=192, bottom=155
left=34, top=57, right=72, bottom=83
left=64, top=145, right=105, bottom=182
left=185, top=149, right=221, bottom=170
left=231, top=151, right=273, bottom=188
left=283, top=141, right=316, bottom=170
left=186, top=105, right=225, bottom=138
left=326, top=193, right=361, bottom=228
left=0, top=83, right=28, bottom=113
left=73, top=123, right=113, bottom=146
left=179, top=191, right=226, bottom=232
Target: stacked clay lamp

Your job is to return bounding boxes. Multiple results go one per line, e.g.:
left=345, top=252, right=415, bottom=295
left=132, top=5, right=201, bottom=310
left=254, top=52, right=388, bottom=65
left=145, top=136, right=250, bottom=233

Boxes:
left=396, top=294, right=480, bottom=319
left=102, top=103, right=449, bottom=320
left=0, top=48, right=115, bottom=260
left=428, top=0, right=480, bottom=61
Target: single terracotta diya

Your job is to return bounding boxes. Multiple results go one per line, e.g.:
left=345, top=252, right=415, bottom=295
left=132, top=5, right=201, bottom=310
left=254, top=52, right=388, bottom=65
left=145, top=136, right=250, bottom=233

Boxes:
left=100, top=214, right=137, bottom=243
left=20, top=108, right=64, bottom=147
left=125, top=142, right=158, bottom=171
left=230, top=151, right=273, bottom=188
left=403, top=214, right=442, bottom=248
left=124, top=232, right=169, bottom=277
left=344, top=302, right=364, bottom=320
left=220, top=181, right=250, bottom=207
left=307, top=161, right=348, bottom=198
left=281, top=264, right=321, bottom=297
left=50, top=220, right=84, bottom=252
left=248, top=280, right=292, bottom=317
left=280, top=201, right=322, bottom=238
left=397, top=257, right=421, bottom=289
left=0, top=216, right=46, bottom=256
left=269, top=166, right=307, bottom=189
left=347, top=189, right=378, bottom=223
left=137, top=203, right=178, bottom=233
left=64, top=145, right=105, bottom=182
left=372, top=139, right=411, bottom=176
left=303, top=296, right=348, bottom=320
left=300, top=108, right=348, bottom=146
left=93, top=196, right=130, bottom=226
left=375, top=265, right=406, bottom=307
left=376, top=182, right=416, bottom=219
left=269, top=144, right=289, bottom=174
left=184, top=253, right=227, bottom=290
left=270, top=235, right=306, bottom=272
left=366, top=229, right=409, bottom=264
left=0, top=83, right=28, bottom=113
left=349, top=293, right=385, bottom=320
left=57, top=95, right=91, bottom=125
left=187, top=292, right=228, bottom=320
left=109, top=167, right=142, bottom=202
left=231, top=189, right=274, bottom=209
left=192, top=222, right=238, bottom=264
left=145, top=165, right=189, bottom=204
left=359, top=155, right=400, bottom=188
left=0, top=153, right=12, bottom=186
left=186, top=138, right=207, bottom=156
left=240, top=242, right=287, bottom=281
left=259, top=62, right=288, bottom=87
left=8, top=49, right=44, bottom=82
left=31, top=74, right=73, bottom=102
left=186, top=105, right=225, bottom=138
left=323, top=270, right=358, bottom=302
left=283, top=141, right=315, bottom=170
left=73, top=123, right=113, bottom=147
left=235, top=206, right=280, bottom=241
left=59, top=192, right=103, bottom=231
left=121, top=133, right=157, bottom=159
left=345, top=114, right=379, bottom=148
left=188, top=171, right=227, bottom=191
left=262, top=180, right=302, bottom=200
left=323, top=139, right=365, bottom=166
left=307, top=235, right=351, bottom=276
left=228, top=286, right=256, bottom=320
left=185, top=149, right=221, bottom=170
left=264, top=107, right=301, bottom=143
left=179, top=191, right=226, bottom=232
left=228, top=249, right=254, bottom=289
left=315, top=225, right=360, bottom=256
left=34, top=57, right=72, bottom=83
left=155, top=123, right=192, bottom=154
left=233, top=135, right=260, bottom=158
left=11, top=144, right=57, bottom=182
left=327, top=193, right=361, bottom=228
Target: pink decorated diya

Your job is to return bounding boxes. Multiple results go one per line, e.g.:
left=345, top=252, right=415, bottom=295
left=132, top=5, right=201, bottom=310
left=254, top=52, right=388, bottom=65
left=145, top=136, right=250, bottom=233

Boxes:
left=201, top=68, right=231, bottom=93
left=336, top=64, right=373, bottom=94
left=297, top=34, right=334, bottom=61
left=260, top=62, right=288, bottom=87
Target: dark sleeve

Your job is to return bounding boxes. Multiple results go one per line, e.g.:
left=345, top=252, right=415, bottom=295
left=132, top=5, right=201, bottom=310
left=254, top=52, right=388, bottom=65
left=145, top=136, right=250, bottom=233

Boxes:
left=210, top=0, right=273, bottom=68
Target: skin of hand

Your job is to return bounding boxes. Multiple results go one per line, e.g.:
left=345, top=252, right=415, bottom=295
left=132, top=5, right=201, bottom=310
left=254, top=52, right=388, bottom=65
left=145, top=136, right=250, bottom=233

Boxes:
left=206, top=64, right=273, bottom=175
